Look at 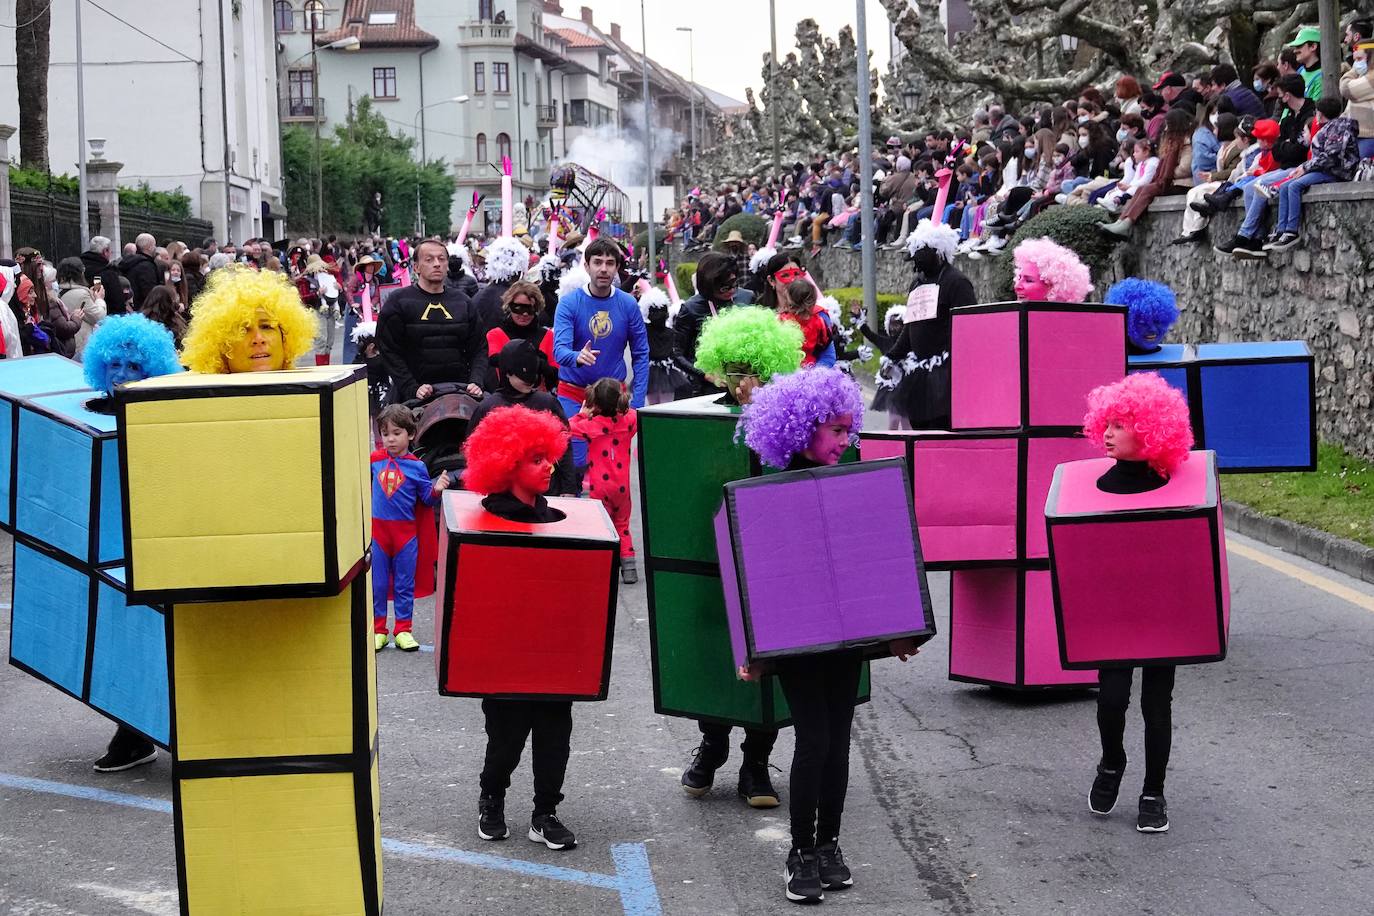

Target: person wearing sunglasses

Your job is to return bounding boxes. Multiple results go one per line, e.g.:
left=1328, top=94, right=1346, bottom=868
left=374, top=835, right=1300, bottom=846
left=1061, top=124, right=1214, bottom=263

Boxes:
left=674, top=251, right=754, bottom=398
left=485, top=281, right=558, bottom=392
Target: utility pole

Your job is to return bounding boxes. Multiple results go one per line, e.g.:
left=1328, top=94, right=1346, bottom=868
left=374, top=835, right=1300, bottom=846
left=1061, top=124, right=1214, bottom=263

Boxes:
left=312, top=11, right=323, bottom=239
left=855, top=0, right=876, bottom=326
left=769, top=0, right=780, bottom=174
left=641, top=0, right=655, bottom=266
left=74, top=0, right=89, bottom=244
left=676, top=26, right=696, bottom=174
left=1318, top=0, right=1341, bottom=98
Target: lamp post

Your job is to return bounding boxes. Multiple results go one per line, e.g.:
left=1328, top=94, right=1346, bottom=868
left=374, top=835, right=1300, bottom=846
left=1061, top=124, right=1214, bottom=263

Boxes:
left=855, top=0, right=876, bottom=328
left=769, top=0, right=780, bottom=174
left=412, top=95, right=470, bottom=235
left=75, top=0, right=89, bottom=245
left=641, top=0, right=655, bottom=266
left=290, top=32, right=361, bottom=238
left=675, top=26, right=696, bottom=174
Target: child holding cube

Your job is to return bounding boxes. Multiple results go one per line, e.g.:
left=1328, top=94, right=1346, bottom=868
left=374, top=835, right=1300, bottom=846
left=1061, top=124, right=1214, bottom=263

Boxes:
left=1080, top=372, right=1195, bottom=833
left=372, top=404, right=449, bottom=652
left=569, top=377, right=638, bottom=584
left=737, top=367, right=922, bottom=903
left=462, top=406, right=580, bottom=850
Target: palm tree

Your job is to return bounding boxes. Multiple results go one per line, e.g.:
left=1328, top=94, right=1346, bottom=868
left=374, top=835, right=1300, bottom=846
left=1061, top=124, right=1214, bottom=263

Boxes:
left=16, top=0, right=51, bottom=172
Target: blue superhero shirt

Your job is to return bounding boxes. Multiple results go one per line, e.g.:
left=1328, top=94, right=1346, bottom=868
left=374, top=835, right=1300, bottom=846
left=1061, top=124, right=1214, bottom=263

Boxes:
left=552, top=286, right=650, bottom=408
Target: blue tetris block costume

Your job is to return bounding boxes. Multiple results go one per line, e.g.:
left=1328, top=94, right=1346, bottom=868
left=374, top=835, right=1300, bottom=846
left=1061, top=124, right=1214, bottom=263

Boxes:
left=371, top=449, right=440, bottom=634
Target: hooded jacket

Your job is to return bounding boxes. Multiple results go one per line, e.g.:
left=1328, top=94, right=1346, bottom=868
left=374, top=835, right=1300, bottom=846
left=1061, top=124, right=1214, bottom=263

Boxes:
left=80, top=249, right=128, bottom=315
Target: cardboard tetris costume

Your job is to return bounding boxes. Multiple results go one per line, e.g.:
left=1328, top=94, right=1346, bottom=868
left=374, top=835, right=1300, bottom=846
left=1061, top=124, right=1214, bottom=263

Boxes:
left=116, top=365, right=381, bottom=916
left=435, top=490, right=619, bottom=700
left=637, top=394, right=869, bottom=728
left=713, top=460, right=935, bottom=666
left=1047, top=451, right=1230, bottom=668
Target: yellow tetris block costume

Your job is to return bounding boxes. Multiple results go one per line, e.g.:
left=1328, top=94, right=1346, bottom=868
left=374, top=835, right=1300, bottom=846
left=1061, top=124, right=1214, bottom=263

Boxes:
left=116, top=366, right=381, bottom=916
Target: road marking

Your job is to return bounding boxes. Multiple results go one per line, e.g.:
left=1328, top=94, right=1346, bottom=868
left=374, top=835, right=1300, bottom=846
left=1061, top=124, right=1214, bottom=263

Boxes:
left=1230, top=541, right=1374, bottom=613
left=0, top=772, right=662, bottom=916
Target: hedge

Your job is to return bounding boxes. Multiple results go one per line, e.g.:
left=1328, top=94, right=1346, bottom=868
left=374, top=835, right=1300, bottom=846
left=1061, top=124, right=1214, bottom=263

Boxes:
left=992, top=205, right=1115, bottom=300
left=711, top=212, right=768, bottom=251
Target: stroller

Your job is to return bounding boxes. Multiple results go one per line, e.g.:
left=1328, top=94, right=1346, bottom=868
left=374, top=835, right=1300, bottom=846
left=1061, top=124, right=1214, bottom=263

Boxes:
left=405, top=384, right=482, bottom=481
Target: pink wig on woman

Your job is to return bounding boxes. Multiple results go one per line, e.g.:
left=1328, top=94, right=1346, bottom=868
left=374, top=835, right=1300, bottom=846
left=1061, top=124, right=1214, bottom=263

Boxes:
left=1012, top=237, right=1094, bottom=303
left=1083, top=372, right=1194, bottom=477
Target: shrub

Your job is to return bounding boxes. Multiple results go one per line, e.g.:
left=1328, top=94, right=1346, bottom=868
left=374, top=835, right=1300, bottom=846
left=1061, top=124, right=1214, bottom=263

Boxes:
left=711, top=212, right=768, bottom=251
left=992, top=205, right=1115, bottom=300
left=674, top=261, right=697, bottom=297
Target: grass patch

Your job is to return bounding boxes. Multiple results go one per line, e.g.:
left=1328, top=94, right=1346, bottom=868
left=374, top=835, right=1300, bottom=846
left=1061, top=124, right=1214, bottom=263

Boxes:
left=1223, top=442, right=1374, bottom=548
left=825, top=288, right=905, bottom=378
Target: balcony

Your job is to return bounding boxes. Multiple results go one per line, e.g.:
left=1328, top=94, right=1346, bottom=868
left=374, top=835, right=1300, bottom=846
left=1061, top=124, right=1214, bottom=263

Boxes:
left=281, top=96, right=325, bottom=123
left=459, top=20, right=513, bottom=44
left=536, top=104, right=558, bottom=129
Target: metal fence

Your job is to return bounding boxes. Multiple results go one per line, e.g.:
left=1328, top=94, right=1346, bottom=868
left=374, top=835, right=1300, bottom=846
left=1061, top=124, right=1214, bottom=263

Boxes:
left=10, top=188, right=101, bottom=261
left=121, top=208, right=214, bottom=250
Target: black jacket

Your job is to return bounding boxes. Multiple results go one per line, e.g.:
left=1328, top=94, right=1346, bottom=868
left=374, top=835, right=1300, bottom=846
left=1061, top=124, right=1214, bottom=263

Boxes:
left=377, top=283, right=488, bottom=402
left=471, top=279, right=512, bottom=334
left=466, top=387, right=579, bottom=496
left=673, top=289, right=754, bottom=397
left=884, top=263, right=978, bottom=427
left=1274, top=99, right=1316, bottom=169
left=447, top=272, right=479, bottom=298
left=119, top=252, right=163, bottom=311
left=80, top=250, right=128, bottom=316
left=483, top=318, right=559, bottom=391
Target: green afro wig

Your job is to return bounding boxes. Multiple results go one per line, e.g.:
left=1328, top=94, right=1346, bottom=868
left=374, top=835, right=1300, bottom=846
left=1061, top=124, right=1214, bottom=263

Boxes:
left=694, top=306, right=803, bottom=382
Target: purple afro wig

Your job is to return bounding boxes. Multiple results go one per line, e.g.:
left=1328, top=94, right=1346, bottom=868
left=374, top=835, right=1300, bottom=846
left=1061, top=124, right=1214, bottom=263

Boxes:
left=1013, top=237, right=1094, bottom=303
left=738, top=366, right=865, bottom=469
left=1105, top=278, right=1179, bottom=350
left=1083, top=372, right=1194, bottom=477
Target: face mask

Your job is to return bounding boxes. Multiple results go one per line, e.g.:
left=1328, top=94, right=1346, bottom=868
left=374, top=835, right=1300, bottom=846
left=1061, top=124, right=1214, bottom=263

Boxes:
left=1078, top=136, right=1090, bottom=149
left=1024, top=148, right=1036, bottom=159
left=1357, top=59, right=1370, bottom=75
left=1210, top=113, right=1219, bottom=127
left=1116, top=128, right=1130, bottom=142
left=1253, top=79, right=1266, bottom=93
left=1077, top=115, right=1090, bottom=124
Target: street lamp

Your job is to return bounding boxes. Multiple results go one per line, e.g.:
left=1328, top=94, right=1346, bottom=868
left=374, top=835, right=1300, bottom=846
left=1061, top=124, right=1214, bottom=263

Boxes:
left=413, top=95, right=471, bottom=234
left=675, top=26, right=696, bottom=174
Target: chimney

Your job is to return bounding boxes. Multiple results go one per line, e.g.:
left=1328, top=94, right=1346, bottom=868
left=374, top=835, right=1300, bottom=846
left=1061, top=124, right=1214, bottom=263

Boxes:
left=580, top=6, right=593, bottom=25
left=542, top=0, right=563, bottom=12
left=610, top=22, right=621, bottom=41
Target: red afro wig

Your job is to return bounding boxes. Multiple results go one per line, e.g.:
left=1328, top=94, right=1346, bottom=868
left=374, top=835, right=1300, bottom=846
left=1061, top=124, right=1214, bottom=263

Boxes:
left=462, top=406, right=569, bottom=495
left=1083, top=372, right=1194, bottom=477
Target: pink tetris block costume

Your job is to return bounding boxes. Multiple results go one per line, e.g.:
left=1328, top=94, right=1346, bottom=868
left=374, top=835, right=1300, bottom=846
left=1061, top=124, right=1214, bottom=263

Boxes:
left=950, top=302, right=1126, bottom=430
left=1046, top=451, right=1230, bottom=668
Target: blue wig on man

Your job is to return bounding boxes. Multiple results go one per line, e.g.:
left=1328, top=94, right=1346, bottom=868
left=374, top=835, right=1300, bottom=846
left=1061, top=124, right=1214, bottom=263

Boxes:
left=1105, top=278, right=1179, bottom=353
left=83, top=313, right=183, bottom=396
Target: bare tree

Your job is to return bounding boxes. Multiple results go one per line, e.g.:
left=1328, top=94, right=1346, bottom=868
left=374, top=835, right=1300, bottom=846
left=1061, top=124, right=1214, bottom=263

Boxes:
left=16, top=0, right=51, bottom=172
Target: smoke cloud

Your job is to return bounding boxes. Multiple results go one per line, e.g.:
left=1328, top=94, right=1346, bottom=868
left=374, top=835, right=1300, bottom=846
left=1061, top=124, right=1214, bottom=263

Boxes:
left=561, top=101, right=682, bottom=188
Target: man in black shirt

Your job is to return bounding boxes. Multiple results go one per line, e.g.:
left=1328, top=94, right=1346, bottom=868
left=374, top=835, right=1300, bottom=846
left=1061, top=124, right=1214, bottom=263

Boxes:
left=377, top=238, right=488, bottom=402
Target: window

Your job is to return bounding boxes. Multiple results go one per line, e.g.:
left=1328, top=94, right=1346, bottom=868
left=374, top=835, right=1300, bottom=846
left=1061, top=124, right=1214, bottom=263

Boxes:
left=494, top=62, right=509, bottom=94
left=372, top=67, right=397, bottom=99
left=523, top=140, right=529, bottom=164
left=521, top=72, right=528, bottom=103
left=478, top=0, right=494, bottom=20
left=303, top=0, right=325, bottom=30
left=496, top=133, right=511, bottom=161
left=368, top=11, right=397, bottom=25
left=476, top=133, right=487, bottom=162
left=287, top=69, right=315, bottom=116
left=473, top=62, right=485, bottom=94
left=274, top=0, right=294, bottom=32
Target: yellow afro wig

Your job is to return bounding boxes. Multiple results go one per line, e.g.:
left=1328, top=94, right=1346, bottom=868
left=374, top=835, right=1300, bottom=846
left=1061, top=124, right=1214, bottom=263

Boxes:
left=181, top=266, right=318, bottom=374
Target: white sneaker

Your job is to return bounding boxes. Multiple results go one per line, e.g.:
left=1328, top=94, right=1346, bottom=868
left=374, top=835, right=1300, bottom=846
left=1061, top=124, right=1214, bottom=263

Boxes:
left=984, top=237, right=1008, bottom=253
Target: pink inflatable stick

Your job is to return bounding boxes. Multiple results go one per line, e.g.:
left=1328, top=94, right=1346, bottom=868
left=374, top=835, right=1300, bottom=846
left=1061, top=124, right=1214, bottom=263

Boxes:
left=767, top=211, right=785, bottom=248
left=456, top=191, right=484, bottom=245
left=931, top=169, right=954, bottom=223
left=500, top=156, right=514, bottom=237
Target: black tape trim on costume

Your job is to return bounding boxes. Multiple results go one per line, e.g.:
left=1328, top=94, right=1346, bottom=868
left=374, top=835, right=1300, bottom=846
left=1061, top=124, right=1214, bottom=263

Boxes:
left=597, top=545, right=619, bottom=702
left=946, top=671, right=1096, bottom=692
left=87, top=430, right=103, bottom=567
left=1061, top=652, right=1226, bottom=670
left=1018, top=306, right=1031, bottom=430
left=644, top=556, right=718, bottom=576
left=174, top=754, right=358, bottom=780
left=320, top=388, right=340, bottom=589
left=125, top=556, right=367, bottom=606
left=1015, top=436, right=1028, bottom=564
left=80, top=575, right=98, bottom=702
left=113, top=394, right=137, bottom=593
left=634, top=426, right=666, bottom=716
left=1185, top=360, right=1207, bottom=450
left=348, top=578, right=382, bottom=915
left=438, top=687, right=613, bottom=702
left=927, top=557, right=1051, bottom=572
left=437, top=527, right=458, bottom=698
left=112, top=366, right=367, bottom=404
left=1048, top=523, right=1071, bottom=671
left=1209, top=510, right=1229, bottom=664
left=453, top=532, right=615, bottom=552
left=1014, top=565, right=1027, bottom=688
left=6, top=399, right=19, bottom=529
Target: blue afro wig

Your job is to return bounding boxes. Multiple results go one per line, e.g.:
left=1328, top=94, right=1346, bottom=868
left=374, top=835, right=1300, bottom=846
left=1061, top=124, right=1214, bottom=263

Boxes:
left=1105, top=278, right=1179, bottom=350
left=738, top=366, right=865, bottom=469
left=82, top=314, right=183, bottom=394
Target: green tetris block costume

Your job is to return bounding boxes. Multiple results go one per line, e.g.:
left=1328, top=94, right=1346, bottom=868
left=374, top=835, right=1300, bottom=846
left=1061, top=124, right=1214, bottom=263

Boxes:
left=637, top=393, right=868, bottom=728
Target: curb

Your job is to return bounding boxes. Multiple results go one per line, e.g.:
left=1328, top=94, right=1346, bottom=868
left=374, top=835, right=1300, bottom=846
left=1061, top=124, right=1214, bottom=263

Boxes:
left=1223, top=499, right=1374, bottom=586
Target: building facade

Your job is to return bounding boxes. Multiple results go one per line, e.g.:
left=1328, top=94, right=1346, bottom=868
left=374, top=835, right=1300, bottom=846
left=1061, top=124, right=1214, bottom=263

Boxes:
left=0, top=0, right=284, bottom=245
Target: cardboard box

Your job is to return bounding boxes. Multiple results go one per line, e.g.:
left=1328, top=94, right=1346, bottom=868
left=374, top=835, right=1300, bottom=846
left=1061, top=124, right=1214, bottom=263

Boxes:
left=950, top=301, right=1126, bottom=431
left=435, top=490, right=619, bottom=700
left=1047, top=451, right=1230, bottom=668
left=169, top=577, right=380, bottom=915
left=116, top=366, right=371, bottom=602
left=0, top=354, right=91, bottom=528
left=948, top=566, right=1099, bottom=689
left=7, top=536, right=170, bottom=747
left=714, top=460, right=935, bottom=666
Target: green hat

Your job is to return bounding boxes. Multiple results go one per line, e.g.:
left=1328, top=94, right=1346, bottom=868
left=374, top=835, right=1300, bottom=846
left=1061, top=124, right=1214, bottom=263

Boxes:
left=1287, top=25, right=1321, bottom=47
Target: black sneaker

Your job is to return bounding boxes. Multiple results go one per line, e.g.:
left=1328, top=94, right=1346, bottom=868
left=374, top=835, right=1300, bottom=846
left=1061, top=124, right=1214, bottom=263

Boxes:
left=681, top=743, right=725, bottom=798
left=1212, top=235, right=1241, bottom=255
left=1170, top=230, right=1205, bottom=246
left=477, top=794, right=509, bottom=841
left=1089, top=764, right=1124, bottom=815
left=784, top=848, right=824, bottom=904
left=1231, top=234, right=1268, bottom=259
left=1265, top=231, right=1301, bottom=252
left=93, top=735, right=157, bottom=773
left=1137, top=795, right=1169, bottom=833
left=1188, top=200, right=1215, bottom=216
left=738, top=761, right=781, bottom=808
left=529, top=812, right=577, bottom=850
left=816, top=840, right=853, bottom=890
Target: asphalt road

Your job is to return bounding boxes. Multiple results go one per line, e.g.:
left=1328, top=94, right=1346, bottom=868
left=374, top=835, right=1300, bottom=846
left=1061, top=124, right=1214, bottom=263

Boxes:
left=3, top=485, right=1374, bottom=916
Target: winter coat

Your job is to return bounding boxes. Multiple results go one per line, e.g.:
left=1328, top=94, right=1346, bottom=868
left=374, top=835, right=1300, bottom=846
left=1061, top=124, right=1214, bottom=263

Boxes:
left=61, top=284, right=105, bottom=359
left=1307, top=116, right=1361, bottom=181
left=119, top=251, right=163, bottom=311
left=1339, top=68, right=1374, bottom=140
left=44, top=289, right=82, bottom=358
left=80, top=250, right=127, bottom=316
left=1274, top=99, right=1317, bottom=169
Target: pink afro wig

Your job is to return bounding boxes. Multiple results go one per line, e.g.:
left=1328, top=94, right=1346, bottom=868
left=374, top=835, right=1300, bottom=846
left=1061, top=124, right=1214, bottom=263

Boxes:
left=739, top=366, right=865, bottom=469
left=461, top=406, right=569, bottom=495
left=1083, top=372, right=1194, bottom=477
left=1013, top=237, right=1094, bottom=303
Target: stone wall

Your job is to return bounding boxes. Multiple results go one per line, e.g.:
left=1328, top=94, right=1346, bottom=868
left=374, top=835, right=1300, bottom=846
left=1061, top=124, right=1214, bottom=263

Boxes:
left=669, top=184, right=1374, bottom=460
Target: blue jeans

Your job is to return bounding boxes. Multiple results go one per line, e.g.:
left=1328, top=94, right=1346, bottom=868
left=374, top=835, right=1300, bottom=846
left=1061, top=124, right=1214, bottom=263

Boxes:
left=343, top=306, right=359, bottom=364
left=1275, top=170, right=1340, bottom=233
left=1060, top=176, right=1091, bottom=194
left=1359, top=137, right=1374, bottom=158
left=1238, top=168, right=1293, bottom=238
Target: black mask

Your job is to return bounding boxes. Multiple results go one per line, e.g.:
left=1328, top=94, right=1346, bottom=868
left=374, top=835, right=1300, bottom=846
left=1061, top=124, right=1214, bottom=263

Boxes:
left=910, top=247, right=944, bottom=281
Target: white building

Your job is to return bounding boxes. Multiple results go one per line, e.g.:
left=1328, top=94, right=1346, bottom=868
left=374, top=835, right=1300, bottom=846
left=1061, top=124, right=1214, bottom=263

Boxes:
left=0, top=0, right=284, bottom=244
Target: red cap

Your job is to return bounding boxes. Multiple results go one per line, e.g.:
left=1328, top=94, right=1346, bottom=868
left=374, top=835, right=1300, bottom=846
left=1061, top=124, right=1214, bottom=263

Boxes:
left=1251, top=118, right=1280, bottom=141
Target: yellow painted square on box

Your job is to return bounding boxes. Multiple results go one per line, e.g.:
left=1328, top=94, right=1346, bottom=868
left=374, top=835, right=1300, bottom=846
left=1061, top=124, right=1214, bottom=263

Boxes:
left=173, top=583, right=362, bottom=761
left=117, top=367, right=369, bottom=600
left=180, top=772, right=366, bottom=915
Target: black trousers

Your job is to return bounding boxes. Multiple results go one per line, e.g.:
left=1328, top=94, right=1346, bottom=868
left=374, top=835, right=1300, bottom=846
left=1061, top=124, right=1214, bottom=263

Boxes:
left=697, top=721, right=777, bottom=767
left=480, top=698, right=573, bottom=815
left=778, top=652, right=864, bottom=849
left=1097, top=666, right=1176, bottom=796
